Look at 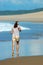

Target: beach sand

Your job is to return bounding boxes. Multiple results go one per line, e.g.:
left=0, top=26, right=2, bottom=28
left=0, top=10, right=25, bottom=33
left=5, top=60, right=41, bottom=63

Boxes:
left=0, top=56, right=43, bottom=65
left=0, top=11, right=43, bottom=22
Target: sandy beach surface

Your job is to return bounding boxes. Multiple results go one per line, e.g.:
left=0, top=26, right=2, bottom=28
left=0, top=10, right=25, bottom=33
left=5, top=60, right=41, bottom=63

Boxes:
left=0, top=11, right=43, bottom=22
left=0, top=56, right=43, bottom=65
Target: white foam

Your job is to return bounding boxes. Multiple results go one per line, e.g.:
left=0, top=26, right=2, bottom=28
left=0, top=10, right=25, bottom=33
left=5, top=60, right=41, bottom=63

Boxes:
left=0, top=23, right=31, bottom=32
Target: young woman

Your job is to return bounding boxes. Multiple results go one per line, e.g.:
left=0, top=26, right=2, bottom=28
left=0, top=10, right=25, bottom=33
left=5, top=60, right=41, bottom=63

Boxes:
left=11, top=21, right=21, bottom=57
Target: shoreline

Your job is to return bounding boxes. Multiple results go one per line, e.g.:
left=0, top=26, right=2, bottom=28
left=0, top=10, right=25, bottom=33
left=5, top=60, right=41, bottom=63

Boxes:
left=0, top=56, right=43, bottom=65
left=0, top=11, right=43, bottom=22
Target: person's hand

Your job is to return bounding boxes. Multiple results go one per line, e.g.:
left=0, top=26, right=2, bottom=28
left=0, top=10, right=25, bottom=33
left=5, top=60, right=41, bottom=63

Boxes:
left=19, top=29, right=21, bottom=32
left=18, top=28, right=21, bottom=32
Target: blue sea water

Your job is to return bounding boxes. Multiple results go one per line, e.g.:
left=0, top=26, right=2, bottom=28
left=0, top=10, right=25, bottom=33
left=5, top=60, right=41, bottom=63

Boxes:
left=0, top=39, right=43, bottom=60
left=0, top=21, right=43, bottom=60
left=0, top=21, right=43, bottom=40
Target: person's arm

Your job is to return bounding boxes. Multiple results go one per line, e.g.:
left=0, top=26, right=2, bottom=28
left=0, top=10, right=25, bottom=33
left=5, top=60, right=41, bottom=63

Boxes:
left=18, top=25, right=21, bottom=32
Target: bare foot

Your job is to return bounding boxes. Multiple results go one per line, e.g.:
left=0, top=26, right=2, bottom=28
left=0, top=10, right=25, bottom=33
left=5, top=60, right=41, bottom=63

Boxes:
left=16, top=52, right=19, bottom=57
left=12, top=52, right=14, bottom=58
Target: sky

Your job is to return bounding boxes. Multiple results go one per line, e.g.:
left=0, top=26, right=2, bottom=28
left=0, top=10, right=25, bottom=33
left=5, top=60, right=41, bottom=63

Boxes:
left=0, top=0, right=43, bottom=10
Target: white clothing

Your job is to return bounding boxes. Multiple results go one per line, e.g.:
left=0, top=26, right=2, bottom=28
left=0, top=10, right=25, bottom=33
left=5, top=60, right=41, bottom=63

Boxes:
left=12, top=25, right=21, bottom=37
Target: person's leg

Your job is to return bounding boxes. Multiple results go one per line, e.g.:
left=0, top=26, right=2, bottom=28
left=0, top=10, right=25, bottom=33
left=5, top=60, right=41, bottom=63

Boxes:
left=12, top=39, right=15, bottom=58
left=16, top=39, right=19, bottom=57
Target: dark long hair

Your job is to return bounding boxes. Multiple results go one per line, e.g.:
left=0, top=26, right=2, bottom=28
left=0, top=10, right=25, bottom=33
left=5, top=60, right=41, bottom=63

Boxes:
left=14, top=21, right=18, bottom=28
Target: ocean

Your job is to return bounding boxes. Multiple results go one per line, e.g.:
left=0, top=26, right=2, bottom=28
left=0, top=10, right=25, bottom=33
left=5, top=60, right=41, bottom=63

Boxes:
left=0, top=22, right=43, bottom=40
left=0, top=21, right=43, bottom=60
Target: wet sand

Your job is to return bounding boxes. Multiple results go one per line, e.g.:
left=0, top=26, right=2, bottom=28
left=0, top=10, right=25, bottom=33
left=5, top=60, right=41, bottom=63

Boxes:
left=0, top=56, right=43, bottom=65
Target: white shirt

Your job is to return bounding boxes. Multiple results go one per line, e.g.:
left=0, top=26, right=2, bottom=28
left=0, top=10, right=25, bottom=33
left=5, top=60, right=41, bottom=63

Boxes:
left=12, top=25, right=21, bottom=37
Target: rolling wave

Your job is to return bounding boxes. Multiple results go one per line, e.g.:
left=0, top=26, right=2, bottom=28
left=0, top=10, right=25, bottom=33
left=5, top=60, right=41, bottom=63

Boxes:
left=0, top=23, right=30, bottom=32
